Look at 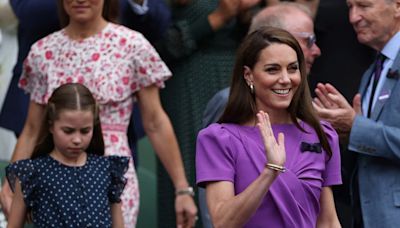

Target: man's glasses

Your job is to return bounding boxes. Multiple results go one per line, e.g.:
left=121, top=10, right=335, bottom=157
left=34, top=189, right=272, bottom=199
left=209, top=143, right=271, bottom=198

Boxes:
left=292, top=32, right=316, bottom=49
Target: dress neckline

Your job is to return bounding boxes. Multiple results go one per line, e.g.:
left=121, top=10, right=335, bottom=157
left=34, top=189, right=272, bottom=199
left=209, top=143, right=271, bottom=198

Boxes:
left=61, top=22, right=111, bottom=44
left=48, top=153, right=89, bottom=168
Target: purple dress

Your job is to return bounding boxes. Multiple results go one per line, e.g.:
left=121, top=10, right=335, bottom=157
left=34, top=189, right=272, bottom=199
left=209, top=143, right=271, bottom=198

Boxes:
left=196, top=121, right=342, bottom=228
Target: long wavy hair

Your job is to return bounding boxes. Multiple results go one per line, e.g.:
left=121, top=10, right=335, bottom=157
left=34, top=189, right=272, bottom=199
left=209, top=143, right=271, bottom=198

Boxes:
left=219, top=26, right=332, bottom=156
left=57, top=0, right=119, bottom=28
left=31, top=83, right=104, bottom=159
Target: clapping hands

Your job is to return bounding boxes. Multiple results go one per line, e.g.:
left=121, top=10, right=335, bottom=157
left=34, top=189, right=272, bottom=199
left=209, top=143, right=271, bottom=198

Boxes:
left=313, top=83, right=362, bottom=138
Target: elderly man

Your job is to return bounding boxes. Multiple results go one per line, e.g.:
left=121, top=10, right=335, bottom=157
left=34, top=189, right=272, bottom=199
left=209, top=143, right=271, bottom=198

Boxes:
left=198, top=2, right=323, bottom=227
left=314, top=0, right=400, bottom=227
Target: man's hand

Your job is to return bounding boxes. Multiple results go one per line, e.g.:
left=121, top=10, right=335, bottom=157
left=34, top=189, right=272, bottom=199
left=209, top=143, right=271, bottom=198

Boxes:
left=313, top=83, right=361, bottom=138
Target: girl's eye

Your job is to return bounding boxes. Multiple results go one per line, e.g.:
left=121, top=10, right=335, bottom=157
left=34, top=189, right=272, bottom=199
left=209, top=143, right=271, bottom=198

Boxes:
left=63, top=128, right=74, bottom=134
left=81, top=128, right=92, bottom=134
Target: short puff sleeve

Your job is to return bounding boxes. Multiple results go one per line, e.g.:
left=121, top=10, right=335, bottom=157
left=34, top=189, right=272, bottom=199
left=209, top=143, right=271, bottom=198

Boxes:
left=131, top=32, right=171, bottom=91
left=196, top=123, right=237, bottom=187
left=18, top=41, right=48, bottom=104
left=320, top=121, right=342, bottom=187
left=107, top=156, right=129, bottom=203
left=6, top=159, right=37, bottom=208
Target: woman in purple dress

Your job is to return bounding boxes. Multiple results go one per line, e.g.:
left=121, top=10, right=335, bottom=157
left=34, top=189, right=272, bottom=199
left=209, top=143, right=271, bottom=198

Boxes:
left=196, top=27, right=342, bottom=228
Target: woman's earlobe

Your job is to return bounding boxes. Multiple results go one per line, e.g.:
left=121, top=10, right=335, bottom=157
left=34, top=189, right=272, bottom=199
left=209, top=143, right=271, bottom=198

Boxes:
left=243, top=66, right=253, bottom=83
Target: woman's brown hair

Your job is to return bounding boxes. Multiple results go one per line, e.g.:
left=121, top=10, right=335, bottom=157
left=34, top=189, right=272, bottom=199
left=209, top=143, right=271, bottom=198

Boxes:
left=31, top=83, right=104, bottom=159
left=219, top=26, right=332, bottom=156
left=57, top=0, right=119, bottom=28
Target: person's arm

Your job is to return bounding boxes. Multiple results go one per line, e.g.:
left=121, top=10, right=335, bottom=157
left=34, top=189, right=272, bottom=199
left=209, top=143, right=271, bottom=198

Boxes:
left=204, top=111, right=286, bottom=227
left=11, top=101, right=45, bottom=161
left=0, top=101, right=45, bottom=217
left=206, top=171, right=278, bottom=228
left=154, top=0, right=242, bottom=63
left=316, top=187, right=341, bottom=228
left=6, top=181, right=27, bottom=228
left=314, top=83, right=400, bottom=162
left=111, top=203, right=124, bottom=228
left=136, top=84, right=197, bottom=227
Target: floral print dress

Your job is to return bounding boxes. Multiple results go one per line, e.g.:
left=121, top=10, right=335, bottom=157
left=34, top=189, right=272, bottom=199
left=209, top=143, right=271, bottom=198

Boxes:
left=19, top=23, right=171, bottom=227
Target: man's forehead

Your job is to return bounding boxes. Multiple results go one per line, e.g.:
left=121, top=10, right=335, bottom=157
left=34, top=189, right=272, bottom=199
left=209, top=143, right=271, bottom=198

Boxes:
left=347, top=0, right=378, bottom=5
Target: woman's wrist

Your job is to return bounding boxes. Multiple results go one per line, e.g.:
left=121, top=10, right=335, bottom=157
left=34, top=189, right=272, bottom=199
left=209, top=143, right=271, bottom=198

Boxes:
left=265, top=163, right=286, bottom=173
left=175, top=186, right=195, bottom=197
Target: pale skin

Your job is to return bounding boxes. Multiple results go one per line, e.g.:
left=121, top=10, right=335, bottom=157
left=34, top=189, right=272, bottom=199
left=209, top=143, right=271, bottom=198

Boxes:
left=313, top=0, right=400, bottom=138
left=313, top=83, right=362, bottom=139
left=1, top=85, right=197, bottom=228
left=1, top=0, right=197, bottom=225
left=206, top=112, right=340, bottom=228
left=206, top=43, right=340, bottom=227
left=206, top=111, right=285, bottom=228
left=7, top=108, right=124, bottom=228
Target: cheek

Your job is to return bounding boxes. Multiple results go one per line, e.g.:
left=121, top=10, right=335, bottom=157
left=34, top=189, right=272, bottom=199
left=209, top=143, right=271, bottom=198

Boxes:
left=84, top=132, right=94, bottom=143
left=63, top=1, right=71, bottom=13
left=53, top=132, right=68, bottom=147
left=292, top=74, right=302, bottom=88
left=92, top=0, right=104, bottom=9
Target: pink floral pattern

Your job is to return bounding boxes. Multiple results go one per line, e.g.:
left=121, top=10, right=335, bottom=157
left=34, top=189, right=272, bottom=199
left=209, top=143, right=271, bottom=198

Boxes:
left=19, top=23, right=172, bottom=227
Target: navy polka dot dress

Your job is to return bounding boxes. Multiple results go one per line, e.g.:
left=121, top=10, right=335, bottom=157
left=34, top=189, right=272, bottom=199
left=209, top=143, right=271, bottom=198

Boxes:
left=6, top=154, right=129, bottom=227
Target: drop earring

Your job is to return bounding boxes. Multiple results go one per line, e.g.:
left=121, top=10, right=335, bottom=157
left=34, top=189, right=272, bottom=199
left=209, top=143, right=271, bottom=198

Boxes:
left=250, top=84, right=254, bottom=94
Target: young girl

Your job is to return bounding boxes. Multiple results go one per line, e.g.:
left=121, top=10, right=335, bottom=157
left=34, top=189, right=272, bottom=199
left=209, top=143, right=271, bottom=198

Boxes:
left=6, top=83, right=128, bottom=228
left=0, top=0, right=197, bottom=226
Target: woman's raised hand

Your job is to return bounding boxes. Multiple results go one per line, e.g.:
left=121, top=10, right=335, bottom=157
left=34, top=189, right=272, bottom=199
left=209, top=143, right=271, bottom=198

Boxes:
left=256, top=111, right=286, bottom=167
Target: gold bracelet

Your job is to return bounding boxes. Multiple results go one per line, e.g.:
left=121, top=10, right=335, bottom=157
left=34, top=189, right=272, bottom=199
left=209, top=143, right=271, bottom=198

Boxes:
left=175, top=187, right=195, bottom=197
left=266, top=163, right=286, bottom=173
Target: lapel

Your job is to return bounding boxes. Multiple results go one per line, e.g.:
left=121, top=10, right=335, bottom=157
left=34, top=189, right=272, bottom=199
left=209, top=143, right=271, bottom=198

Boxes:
left=359, top=64, right=375, bottom=97
left=370, top=52, right=400, bottom=120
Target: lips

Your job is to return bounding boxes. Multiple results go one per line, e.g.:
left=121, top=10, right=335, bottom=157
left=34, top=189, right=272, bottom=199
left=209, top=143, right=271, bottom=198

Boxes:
left=69, top=148, right=82, bottom=153
left=272, top=89, right=290, bottom=95
left=72, top=5, right=90, bottom=11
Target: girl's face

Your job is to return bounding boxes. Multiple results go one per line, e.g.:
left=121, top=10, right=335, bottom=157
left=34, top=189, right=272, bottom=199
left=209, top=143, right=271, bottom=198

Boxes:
left=245, top=43, right=301, bottom=114
left=50, top=110, right=94, bottom=160
left=63, top=0, right=105, bottom=24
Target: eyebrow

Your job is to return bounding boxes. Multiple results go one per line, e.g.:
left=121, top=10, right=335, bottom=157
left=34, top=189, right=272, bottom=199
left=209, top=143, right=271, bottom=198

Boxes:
left=263, top=61, right=298, bottom=66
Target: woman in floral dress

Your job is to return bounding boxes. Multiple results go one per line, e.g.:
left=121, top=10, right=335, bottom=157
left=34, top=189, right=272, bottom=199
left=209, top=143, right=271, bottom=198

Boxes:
left=1, top=0, right=197, bottom=227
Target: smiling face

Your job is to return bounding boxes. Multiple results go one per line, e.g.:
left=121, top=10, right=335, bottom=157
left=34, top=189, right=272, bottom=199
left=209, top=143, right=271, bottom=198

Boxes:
left=63, top=0, right=105, bottom=24
left=244, top=43, right=301, bottom=116
left=50, top=109, right=94, bottom=161
left=347, top=0, right=400, bottom=50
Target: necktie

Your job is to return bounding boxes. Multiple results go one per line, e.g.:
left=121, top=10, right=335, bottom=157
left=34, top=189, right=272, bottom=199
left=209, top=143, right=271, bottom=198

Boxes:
left=367, top=53, right=386, bottom=117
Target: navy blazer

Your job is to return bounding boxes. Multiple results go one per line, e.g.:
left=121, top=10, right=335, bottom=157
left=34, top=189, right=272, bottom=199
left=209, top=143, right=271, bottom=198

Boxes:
left=348, top=51, right=400, bottom=227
